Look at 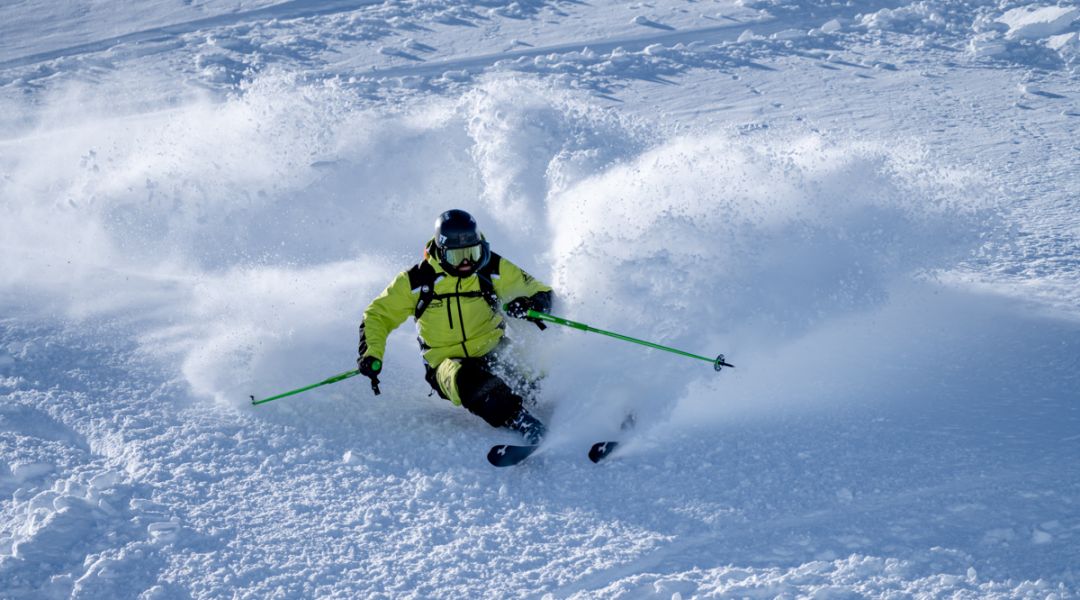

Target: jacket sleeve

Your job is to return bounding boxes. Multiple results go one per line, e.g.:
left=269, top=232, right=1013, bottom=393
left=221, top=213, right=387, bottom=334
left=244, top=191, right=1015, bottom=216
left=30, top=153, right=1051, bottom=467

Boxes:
left=495, top=258, right=553, bottom=311
left=358, top=271, right=416, bottom=361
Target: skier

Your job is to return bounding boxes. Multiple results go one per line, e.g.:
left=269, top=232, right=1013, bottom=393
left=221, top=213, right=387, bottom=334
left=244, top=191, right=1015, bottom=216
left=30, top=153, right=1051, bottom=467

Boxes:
left=356, top=209, right=553, bottom=444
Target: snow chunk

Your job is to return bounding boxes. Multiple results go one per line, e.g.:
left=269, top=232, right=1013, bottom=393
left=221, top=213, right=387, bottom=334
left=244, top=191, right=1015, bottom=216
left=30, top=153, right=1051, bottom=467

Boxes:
left=771, top=29, right=806, bottom=41
left=1032, top=529, right=1053, bottom=544
left=998, top=6, right=1080, bottom=40
left=89, top=471, right=123, bottom=492
left=983, top=527, right=1016, bottom=544
left=968, top=33, right=1010, bottom=59
left=12, top=462, right=53, bottom=482
left=342, top=450, right=362, bottom=465
left=738, top=29, right=763, bottom=43
left=1047, top=31, right=1079, bottom=51
left=820, top=19, right=843, bottom=34
left=148, top=519, right=182, bottom=544
left=860, top=7, right=937, bottom=32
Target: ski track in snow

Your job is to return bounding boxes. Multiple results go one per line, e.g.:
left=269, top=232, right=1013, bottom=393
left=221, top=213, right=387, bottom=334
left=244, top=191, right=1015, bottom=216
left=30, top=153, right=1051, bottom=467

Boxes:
left=2, top=0, right=1080, bottom=598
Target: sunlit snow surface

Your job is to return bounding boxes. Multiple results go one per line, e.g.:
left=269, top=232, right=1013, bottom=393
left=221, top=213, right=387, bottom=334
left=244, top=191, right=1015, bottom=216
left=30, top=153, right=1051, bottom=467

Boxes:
left=1, top=0, right=1079, bottom=598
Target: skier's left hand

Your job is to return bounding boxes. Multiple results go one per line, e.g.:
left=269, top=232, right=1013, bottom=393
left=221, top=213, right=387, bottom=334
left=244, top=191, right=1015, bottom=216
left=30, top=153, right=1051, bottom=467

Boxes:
left=505, top=297, right=533, bottom=319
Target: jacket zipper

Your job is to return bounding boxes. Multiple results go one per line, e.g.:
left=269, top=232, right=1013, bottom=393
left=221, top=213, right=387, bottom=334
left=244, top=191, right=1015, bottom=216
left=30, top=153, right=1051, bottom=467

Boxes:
left=455, top=278, right=470, bottom=357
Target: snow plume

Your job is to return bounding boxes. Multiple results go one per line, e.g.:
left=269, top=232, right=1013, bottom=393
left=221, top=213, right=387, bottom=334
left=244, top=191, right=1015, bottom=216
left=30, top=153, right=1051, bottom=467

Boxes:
left=462, top=76, right=647, bottom=237
left=0, top=74, right=647, bottom=410
left=0, top=74, right=449, bottom=406
left=543, top=129, right=996, bottom=431
left=0, top=72, right=996, bottom=425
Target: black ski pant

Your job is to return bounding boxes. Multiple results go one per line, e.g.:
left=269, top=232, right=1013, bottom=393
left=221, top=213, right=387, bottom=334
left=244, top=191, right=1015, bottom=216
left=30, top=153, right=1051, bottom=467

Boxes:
left=425, top=353, right=525, bottom=429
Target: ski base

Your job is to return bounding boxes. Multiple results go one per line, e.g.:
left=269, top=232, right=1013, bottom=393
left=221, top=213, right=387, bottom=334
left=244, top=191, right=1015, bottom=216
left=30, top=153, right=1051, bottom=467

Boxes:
left=487, top=443, right=539, bottom=467
left=588, top=441, right=619, bottom=463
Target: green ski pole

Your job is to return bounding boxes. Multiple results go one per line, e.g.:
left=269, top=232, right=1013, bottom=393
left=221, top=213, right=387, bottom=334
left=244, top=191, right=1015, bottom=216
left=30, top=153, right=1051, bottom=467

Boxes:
left=250, top=362, right=380, bottom=406
left=522, top=309, right=734, bottom=371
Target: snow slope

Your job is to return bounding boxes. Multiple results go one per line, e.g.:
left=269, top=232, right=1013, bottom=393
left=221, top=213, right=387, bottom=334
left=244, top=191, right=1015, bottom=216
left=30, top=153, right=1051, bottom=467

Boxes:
left=2, top=0, right=1079, bottom=598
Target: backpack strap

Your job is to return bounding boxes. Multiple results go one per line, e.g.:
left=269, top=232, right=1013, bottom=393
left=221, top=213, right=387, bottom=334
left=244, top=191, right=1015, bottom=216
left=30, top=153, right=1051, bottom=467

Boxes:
left=408, top=261, right=441, bottom=319
left=475, top=251, right=502, bottom=311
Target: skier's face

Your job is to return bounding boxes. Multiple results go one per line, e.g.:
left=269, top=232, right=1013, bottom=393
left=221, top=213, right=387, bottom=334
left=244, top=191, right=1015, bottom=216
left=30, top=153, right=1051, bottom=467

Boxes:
left=443, top=243, right=482, bottom=275
left=455, top=259, right=476, bottom=275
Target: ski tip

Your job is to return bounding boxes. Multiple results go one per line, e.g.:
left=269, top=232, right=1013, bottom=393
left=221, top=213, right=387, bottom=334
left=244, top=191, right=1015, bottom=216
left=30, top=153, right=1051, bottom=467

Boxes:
left=588, top=441, right=619, bottom=463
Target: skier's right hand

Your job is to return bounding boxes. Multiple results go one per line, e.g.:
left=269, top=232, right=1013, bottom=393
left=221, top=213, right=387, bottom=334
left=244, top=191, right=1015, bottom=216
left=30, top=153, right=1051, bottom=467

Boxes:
left=357, top=355, right=383, bottom=395
left=358, top=355, right=382, bottom=377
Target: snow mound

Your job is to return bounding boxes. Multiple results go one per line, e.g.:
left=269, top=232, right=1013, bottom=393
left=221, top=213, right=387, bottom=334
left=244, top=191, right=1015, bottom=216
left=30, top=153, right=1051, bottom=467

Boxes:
left=998, top=5, right=1080, bottom=41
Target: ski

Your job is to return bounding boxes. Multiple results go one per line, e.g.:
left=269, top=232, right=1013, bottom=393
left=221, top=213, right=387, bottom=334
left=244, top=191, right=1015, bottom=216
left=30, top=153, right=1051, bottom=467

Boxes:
left=589, top=413, right=634, bottom=463
left=489, top=413, right=633, bottom=466
left=588, top=441, right=619, bottom=463
left=487, top=443, right=539, bottom=467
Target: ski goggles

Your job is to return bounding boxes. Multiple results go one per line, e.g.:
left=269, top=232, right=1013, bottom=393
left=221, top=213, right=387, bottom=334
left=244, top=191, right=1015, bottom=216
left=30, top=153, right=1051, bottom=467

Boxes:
left=443, top=244, right=483, bottom=266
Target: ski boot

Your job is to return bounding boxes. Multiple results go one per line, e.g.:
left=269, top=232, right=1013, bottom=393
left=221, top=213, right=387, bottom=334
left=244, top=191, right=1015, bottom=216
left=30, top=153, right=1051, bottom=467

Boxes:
left=506, top=410, right=546, bottom=445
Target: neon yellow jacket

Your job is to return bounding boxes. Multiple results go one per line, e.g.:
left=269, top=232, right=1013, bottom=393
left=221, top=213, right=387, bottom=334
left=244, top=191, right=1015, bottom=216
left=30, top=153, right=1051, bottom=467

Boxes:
left=359, top=241, right=552, bottom=367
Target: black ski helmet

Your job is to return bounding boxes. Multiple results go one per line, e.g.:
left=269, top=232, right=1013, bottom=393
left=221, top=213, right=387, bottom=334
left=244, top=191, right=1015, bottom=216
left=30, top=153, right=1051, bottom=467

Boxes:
left=434, top=209, right=490, bottom=274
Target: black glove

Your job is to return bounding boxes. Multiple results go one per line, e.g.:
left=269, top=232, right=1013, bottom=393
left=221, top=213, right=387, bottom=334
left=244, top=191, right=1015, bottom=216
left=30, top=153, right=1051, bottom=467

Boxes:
left=357, top=355, right=382, bottom=395
left=505, top=296, right=533, bottom=319
left=505, top=293, right=550, bottom=330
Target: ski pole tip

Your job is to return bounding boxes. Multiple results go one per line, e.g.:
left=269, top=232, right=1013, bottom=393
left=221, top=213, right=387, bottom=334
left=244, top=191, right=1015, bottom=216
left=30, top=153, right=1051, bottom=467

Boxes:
left=714, top=354, right=734, bottom=371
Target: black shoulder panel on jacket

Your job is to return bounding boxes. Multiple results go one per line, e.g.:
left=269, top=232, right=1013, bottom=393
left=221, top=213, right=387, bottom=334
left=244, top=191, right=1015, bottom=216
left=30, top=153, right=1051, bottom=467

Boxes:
left=407, top=260, right=437, bottom=292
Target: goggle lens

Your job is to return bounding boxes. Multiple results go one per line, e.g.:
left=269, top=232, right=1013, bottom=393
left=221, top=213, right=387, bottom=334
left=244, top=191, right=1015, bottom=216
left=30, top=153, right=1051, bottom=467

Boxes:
left=444, top=244, right=482, bottom=266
